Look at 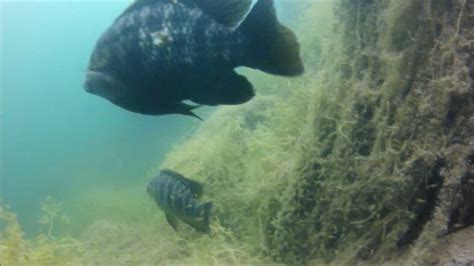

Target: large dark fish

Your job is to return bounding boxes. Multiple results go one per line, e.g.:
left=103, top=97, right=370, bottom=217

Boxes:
left=147, top=169, right=213, bottom=233
left=83, top=0, right=303, bottom=119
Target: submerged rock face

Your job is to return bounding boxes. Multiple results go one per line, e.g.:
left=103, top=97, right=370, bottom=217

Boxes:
left=265, top=0, right=474, bottom=264
left=1, top=1, right=471, bottom=265
left=428, top=226, right=474, bottom=265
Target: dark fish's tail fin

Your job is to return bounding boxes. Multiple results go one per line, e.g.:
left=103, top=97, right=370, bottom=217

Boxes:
left=238, top=0, right=304, bottom=76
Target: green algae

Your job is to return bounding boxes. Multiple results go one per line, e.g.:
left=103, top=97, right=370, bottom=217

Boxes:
left=265, top=0, right=474, bottom=263
left=1, top=0, right=473, bottom=265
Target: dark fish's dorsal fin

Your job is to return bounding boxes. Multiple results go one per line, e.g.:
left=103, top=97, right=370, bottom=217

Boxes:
left=165, top=212, right=178, bottom=231
left=118, top=0, right=251, bottom=27
left=117, top=0, right=169, bottom=21
left=188, top=0, right=253, bottom=27
left=161, top=169, right=204, bottom=198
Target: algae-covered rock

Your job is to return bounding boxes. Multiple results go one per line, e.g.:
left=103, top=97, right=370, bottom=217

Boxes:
left=1, top=0, right=472, bottom=265
left=158, top=0, right=473, bottom=263
left=265, top=0, right=474, bottom=263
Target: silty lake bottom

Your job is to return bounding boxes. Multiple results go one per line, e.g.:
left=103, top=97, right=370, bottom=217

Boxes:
left=1, top=0, right=474, bottom=264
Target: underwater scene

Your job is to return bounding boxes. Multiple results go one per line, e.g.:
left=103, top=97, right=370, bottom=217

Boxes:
left=1, top=0, right=473, bottom=265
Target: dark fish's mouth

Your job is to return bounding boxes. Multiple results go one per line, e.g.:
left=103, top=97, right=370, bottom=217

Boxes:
left=83, top=83, right=93, bottom=93
left=83, top=71, right=127, bottom=101
left=83, top=71, right=97, bottom=93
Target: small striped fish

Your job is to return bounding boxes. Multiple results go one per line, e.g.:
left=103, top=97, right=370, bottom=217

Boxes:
left=147, top=169, right=212, bottom=233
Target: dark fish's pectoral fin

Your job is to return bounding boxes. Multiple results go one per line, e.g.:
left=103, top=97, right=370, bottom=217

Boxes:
left=191, top=71, right=255, bottom=106
left=165, top=212, right=178, bottom=231
left=176, top=102, right=203, bottom=121
left=160, top=169, right=204, bottom=198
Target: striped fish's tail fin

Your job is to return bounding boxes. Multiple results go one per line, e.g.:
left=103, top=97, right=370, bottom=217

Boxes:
left=201, top=202, right=213, bottom=233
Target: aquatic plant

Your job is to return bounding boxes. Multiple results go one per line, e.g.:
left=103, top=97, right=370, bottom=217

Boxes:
left=0, top=199, right=83, bottom=265
left=158, top=0, right=473, bottom=263
left=38, top=196, right=70, bottom=239
left=265, top=0, right=474, bottom=263
left=1, top=0, right=472, bottom=264
left=0, top=205, right=26, bottom=265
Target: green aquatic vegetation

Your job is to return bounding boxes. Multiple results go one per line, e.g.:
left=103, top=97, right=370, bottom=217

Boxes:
left=0, top=205, right=26, bottom=265
left=38, top=196, right=70, bottom=239
left=0, top=200, right=83, bottom=265
left=265, top=0, right=474, bottom=263
left=0, top=74, right=317, bottom=264
left=160, top=80, right=317, bottom=256
left=76, top=219, right=276, bottom=265
left=62, top=185, right=157, bottom=235
left=1, top=0, right=472, bottom=264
